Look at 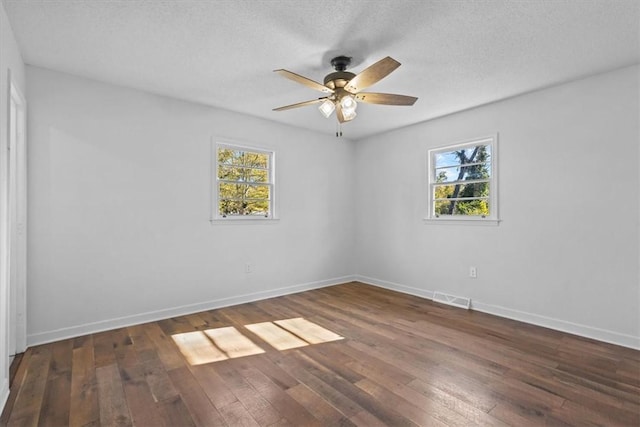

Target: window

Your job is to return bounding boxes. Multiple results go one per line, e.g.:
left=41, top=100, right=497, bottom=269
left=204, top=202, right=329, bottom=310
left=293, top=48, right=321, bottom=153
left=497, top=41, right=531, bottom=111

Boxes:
left=213, top=142, right=275, bottom=220
left=426, top=135, right=498, bottom=224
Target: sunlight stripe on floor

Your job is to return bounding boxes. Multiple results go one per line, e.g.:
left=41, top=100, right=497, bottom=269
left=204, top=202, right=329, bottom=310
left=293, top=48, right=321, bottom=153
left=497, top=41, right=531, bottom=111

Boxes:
left=274, top=318, right=344, bottom=344
left=204, top=326, right=265, bottom=358
left=172, top=331, right=228, bottom=365
left=245, top=321, right=309, bottom=350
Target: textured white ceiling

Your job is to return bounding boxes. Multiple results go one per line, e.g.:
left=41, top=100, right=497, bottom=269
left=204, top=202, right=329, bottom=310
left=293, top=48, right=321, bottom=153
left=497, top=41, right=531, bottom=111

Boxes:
left=4, top=0, right=639, bottom=140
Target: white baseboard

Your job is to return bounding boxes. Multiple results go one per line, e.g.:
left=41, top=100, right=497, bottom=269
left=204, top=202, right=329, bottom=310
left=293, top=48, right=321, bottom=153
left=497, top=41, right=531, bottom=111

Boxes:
left=25, top=274, right=640, bottom=351
left=27, top=275, right=356, bottom=347
left=356, top=275, right=435, bottom=300
left=1, top=378, right=8, bottom=417
left=471, top=300, right=640, bottom=350
left=355, top=274, right=640, bottom=350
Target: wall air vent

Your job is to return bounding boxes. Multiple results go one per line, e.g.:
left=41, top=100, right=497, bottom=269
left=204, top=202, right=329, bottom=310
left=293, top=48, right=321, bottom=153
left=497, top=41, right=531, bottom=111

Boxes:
left=433, top=292, right=471, bottom=310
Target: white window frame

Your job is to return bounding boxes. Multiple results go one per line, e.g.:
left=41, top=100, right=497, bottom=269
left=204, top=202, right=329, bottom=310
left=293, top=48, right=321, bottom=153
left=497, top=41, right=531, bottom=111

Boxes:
left=211, top=139, right=277, bottom=222
left=424, top=135, right=499, bottom=225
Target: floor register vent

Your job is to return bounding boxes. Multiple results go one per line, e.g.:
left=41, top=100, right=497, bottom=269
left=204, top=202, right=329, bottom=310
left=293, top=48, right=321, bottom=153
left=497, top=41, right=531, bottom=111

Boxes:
left=433, top=292, right=471, bottom=310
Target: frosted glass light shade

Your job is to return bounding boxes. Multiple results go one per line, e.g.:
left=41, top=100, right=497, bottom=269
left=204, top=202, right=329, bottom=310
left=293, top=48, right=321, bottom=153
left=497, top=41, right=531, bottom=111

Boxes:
left=342, top=108, right=357, bottom=121
left=340, top=95, right=357, bottom=112
left=318, top=99, right=335, bottom=118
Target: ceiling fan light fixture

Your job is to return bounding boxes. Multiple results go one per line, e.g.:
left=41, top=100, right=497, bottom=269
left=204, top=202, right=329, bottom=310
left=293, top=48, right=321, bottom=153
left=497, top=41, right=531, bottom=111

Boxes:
left=340, top=95, right=357, bottom=113
left=318, top=99, right=335, bottom=118
left=342, top=108, right=357, bottom=121
left=273, top=55, right=417, bottom=131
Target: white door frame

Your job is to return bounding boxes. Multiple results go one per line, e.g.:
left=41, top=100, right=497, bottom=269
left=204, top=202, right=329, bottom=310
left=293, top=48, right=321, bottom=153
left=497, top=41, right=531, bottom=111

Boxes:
left=7, top=70, right=27, bottom=357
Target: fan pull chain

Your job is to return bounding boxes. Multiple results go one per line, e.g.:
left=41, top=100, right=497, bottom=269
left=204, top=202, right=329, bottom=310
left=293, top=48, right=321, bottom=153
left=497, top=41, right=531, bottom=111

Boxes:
left=335, top=122, right=343, bottom=138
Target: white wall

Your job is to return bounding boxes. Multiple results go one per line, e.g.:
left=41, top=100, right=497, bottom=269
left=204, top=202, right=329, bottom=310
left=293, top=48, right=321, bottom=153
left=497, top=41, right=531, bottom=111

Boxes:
left=23, top=62, right=640, bottom=352
left=355, top=65, right=640, bottom=349
left=26, top=66, right=356, bottom=345
left=0, top=0, right=26, bottom=411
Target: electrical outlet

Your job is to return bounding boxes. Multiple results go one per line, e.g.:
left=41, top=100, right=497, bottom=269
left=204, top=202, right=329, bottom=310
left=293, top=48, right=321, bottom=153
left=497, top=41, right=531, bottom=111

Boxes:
left=469, top=266, right=477, bottom=278
left=245, top=262, right=252, bottom=273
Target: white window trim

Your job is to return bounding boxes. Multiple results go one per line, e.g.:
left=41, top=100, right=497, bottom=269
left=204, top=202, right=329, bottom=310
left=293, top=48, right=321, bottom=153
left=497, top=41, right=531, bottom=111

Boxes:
left=210, top=138, right=278, bottom=223
left=424, top=134, right=500, bottom=226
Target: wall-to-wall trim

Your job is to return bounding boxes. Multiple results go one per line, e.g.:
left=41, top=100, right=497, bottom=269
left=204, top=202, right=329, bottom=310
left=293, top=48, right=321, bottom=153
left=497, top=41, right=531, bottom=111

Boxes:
left=355, top=275, right=640, bottom=350
left=27, top=275, right=356, bottom=347
left=356, top=275, right=435, bottom=301
left=0, top=378, right=8, bottom=418
left=23, top=273, right=640, bottom=351
left=471, top=300, right=640, bottom=350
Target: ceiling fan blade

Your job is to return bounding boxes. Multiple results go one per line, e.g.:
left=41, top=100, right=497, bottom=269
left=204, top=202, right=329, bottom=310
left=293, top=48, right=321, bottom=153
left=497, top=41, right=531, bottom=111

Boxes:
left=274, top=69, right=334, bottom=94
left=344, top=56, right=401, bottom=93
left=355, top=92, right=418, bottom=106
left=273, top=98, right=327, bottom=111
left=336, top=103, right=346, bottom=123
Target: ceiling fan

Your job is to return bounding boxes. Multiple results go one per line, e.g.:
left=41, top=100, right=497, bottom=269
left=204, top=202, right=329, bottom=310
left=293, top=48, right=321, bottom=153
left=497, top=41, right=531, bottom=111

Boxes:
left=273, top=55, right=418, bottom=128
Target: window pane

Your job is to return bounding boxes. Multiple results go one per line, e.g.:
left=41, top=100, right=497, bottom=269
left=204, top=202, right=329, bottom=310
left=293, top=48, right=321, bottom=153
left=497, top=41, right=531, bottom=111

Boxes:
left=434, top=182, right=490, bottom=200
left=218, top=148, right=244, bottom=166
left=218, top=166, right=269, bottom=182
left=219, top=199, right=270, bottom=216
left=218, top=148, right=269, bottom=168
left=243, top=152, right=269, bottom=168
left=248, top=168, right=268, bottom=183
left=244, top=200, right=269, bottom=215
left=435, top=145, right=491, bottom=169
left=218, top=165, right=240, bottom=181
left=435, top=163, right=491, bottom=183
left=429, top=139, right=495, bottom=220
left=219, top=183, right=270, bottom=200
left=246, top=184, right=270, bottom=199
left=219, top=182, right=247, bottom=199
left=219, top=200, right=243, bottom=216
left=215, top=145, right=273, bottom=219
left=434, top=199, right=490, bottom=216
left=434, top=151, right=461, bottom=168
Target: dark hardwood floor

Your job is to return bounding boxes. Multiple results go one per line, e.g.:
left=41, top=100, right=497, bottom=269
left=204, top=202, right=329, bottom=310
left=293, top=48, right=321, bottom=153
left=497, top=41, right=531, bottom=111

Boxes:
left=1, top=282, right=639, bottom=426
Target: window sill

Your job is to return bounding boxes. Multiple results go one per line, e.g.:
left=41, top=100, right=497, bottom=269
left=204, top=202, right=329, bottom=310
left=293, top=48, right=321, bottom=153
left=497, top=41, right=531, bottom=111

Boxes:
left=210, top=217, right=280, bottom=225
left=423, top=217, right=500, bottom=226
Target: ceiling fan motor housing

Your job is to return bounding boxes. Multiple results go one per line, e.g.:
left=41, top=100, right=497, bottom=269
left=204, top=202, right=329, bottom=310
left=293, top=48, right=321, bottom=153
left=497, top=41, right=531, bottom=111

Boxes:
left=324, top=56, right=356, bottom=91
left=323, top=71, right=356, bottom=90
left=330, top=55, right=352, bottom=71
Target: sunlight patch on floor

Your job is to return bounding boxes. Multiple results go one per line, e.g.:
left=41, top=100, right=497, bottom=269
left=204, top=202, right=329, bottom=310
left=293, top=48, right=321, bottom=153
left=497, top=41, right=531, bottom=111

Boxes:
left=172, top=318, right=342, bottom=365
left=274, top=317, right=344, bottom=344
left=172, top=326, right=264, bottom=365
left=245, top=321, right=309, bottom=350
left=171, top=331, right=229, bottom=365
left=204, top=326, right=266, bottom=358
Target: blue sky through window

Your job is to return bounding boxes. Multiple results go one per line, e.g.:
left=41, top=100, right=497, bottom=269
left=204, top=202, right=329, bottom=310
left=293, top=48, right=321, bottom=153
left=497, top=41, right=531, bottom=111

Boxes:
left=435, top=146, right=491, bottom=182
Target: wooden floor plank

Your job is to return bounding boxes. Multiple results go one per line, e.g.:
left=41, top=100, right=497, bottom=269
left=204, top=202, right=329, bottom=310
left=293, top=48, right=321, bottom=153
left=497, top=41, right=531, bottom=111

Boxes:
left=213, top=360, right=283, bottom=426
left=188, top=363, right=238, bottom=410
left=290, top=351, right=419, bottom=427
left=95, top=364, right=132, bottom=427
left=37, top=371, right=71, bottom=427
left=7, top=346, right=51, bottom=427
left=235, top=362, right=322, bottom=426
left=157, top=395, right=196, bottom=427
left=69, top=341, right=99, bottom=427
left=118, top=362, right=165, bottom=427
left=270, top=351, right=364, bottom=418
left=140, top=352, right=180, bottom=403
left=3, top=282, right=638, bottom=426
left=36, top=344, right=72, bottom=426
left=286, top=383, right=356, bottom=426
left=166, top=366, right=227, bottom=427
left=0, top=349, right=32, bottom=425
left=217, top=400, right=260, bottom=427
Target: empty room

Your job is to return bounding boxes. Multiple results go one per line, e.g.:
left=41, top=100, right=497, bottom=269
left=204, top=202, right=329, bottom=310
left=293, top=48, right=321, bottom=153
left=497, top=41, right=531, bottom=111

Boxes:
left=1, top=0, right=639, bottom=426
